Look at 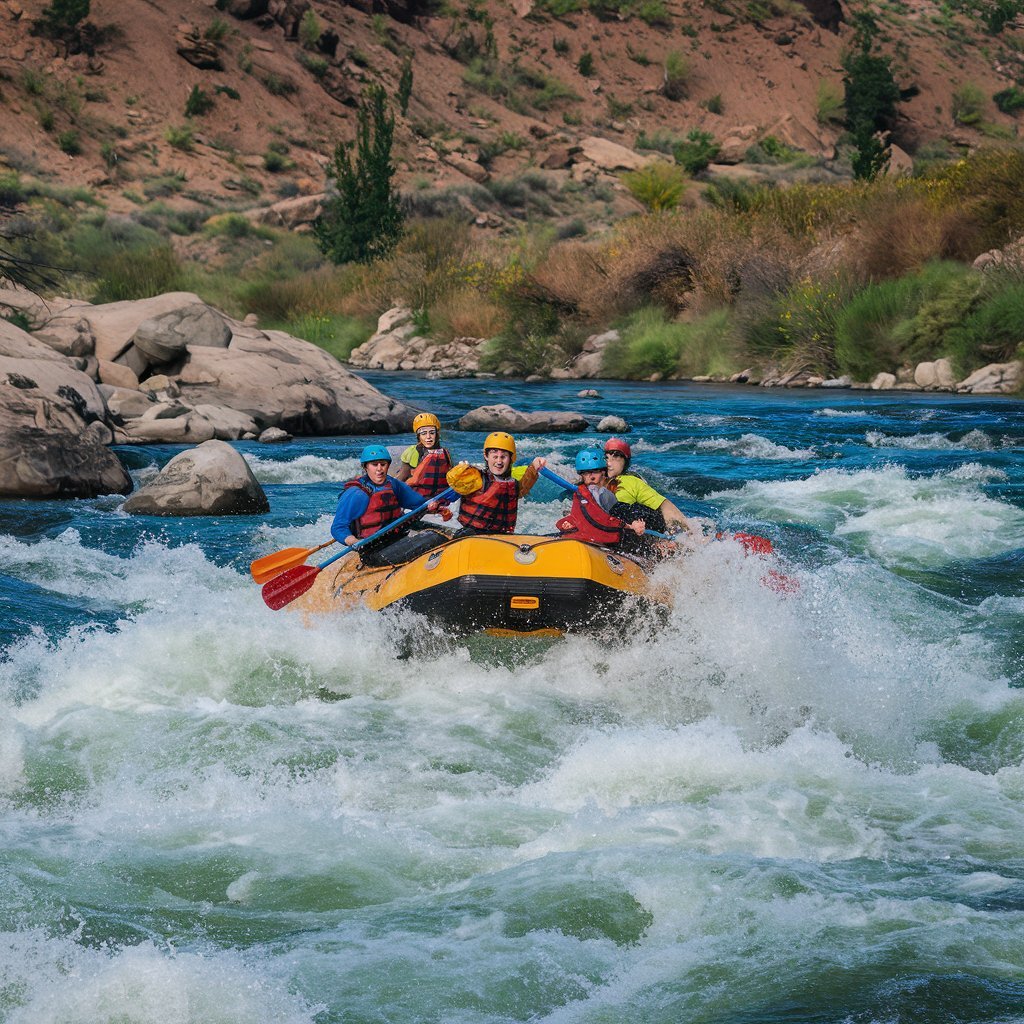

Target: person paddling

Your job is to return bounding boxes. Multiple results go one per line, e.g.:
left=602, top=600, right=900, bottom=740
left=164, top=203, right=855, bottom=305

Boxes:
left=393, top=412, right=455, bottom=499
left=332, top=445, right=444, bottom=566
left=446, top=432, right=546, bottom=536
left=603, top=437, right=702, bottom=540
left=556, top=449, right=647, bottom=549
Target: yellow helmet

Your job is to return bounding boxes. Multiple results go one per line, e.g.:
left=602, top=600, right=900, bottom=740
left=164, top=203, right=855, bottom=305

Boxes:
left=412, top=412, right=441, bottom=434
left=483, top=431, right=516, bottom=459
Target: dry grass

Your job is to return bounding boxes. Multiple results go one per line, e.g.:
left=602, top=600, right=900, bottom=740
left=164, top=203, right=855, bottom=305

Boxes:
left=430, top=286, right=507, bottom=341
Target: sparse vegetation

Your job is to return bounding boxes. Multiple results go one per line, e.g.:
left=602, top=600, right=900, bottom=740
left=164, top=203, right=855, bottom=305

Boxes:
left=662, top=51, right=690, bottom=101
left=622, top=161, right=688, bottom=212
left=316, top=85, right=404, bottom=265
left=164, top=123, right=195, bottom=151
left=952, top=82, right=986, bottom=124
left=299, top=9, right=322, bottom=49
left=184, top=85, right=214, bottom=118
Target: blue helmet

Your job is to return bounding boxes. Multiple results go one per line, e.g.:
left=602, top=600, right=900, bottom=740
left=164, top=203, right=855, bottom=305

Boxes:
left=359, top=444, right=392, bottom=465
left=575, top=449, right=606, bottom=472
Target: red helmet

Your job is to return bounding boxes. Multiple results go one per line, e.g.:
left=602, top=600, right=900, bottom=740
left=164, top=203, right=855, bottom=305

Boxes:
left=603, top=437, right=632, bottom=459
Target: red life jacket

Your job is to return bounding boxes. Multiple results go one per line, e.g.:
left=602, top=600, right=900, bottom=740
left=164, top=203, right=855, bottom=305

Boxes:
left=457, top=470, right=519, bottom=534
left=408, top=445, right=453, bottom=498
left=344, top=476, right=401, bottom=538
left=556, top=485, right=624, bottom=546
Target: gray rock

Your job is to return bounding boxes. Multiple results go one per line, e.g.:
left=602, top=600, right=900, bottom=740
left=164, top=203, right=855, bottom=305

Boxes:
left=97, top=358, right=140, bottom=390
left=173, top=331, right=411, bottom=435
left=258, top=427, right=292, bottom=443
left=871, top=372, right=897, bottom=390
left=0, top=382, right=131, bottom=498
left=820, top=375, right=852, bottom=388
left=102, top=386, right=157, bottom=421
left=119, top=413, right=217, bottom=444
left=577, top=389, right=601, bottom=398
left=0, top=318, right=67, bottom=360
left=596, top=415, right=629, bottom=433
left=32, top=316, right=95, bottom=357
left=133, top=302, right=232, bottom=364
left=123, top=439, right=269, bottom=516
left=957, top=360, right=1022, bottom=394
left=0, top=356, right=107, bottom=421
left=457, top=403, right=588, bottom=433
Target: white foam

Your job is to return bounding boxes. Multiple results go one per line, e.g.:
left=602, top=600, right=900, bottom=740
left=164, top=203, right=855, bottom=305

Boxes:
left=244, top=453, right=361, bottom=484
left=866, top=429, right=995, bottom=451
left=0, top=933, right=318, bottom=1024
left=697, top=433, right=818, bottom=461
left=814, top=408, right=869, bottom=419
left=713, top=463, right=1023, bottom=567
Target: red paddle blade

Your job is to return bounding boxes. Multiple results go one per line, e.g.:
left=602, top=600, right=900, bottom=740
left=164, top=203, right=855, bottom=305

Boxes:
left=733, top=531, right=774, bottom=556
left=262, top=564, right=320, bottom=610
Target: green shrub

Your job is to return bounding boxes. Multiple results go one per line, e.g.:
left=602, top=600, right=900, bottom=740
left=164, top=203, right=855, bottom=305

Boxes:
left=945, top=279, right=1024, bottom=374
left=637, top=0, right=671, bottom=26
left=184, top=85, right=214, bottom=117
left=553, top=37, right=570, bottom=55
left=993, top=85, right=1024, bottom=113
left=673, top=128, right=719, bottom=173
left=577, top=50, right=595, bottom=76
left=603, top=306, right=686, bottom=378
left=622, top=161, right=687, bottom=211
left=262, top=73, right=298, bottom=96
left=536, top=0, right=584, bottom=13
left=298, top=52, right=329, bottom=78
left=204, top=16, right=229, bottom=41
left=833, top=262, right=974, bottom=379
left=398, top=57, right=413, bottom=115
left=479, top=331, right=560, bottom=375
left=815, top=79, right=844, bottom=124
left=745, top=135, right=814, bottom=166
left=263, top=148, right=293, bottom=172
left=701, top=93, right=723, bottom=115
left=57, top=130, right=81, bottom=155
left=662, top=50, right=690, bottom=101
left=299, top=8, right=321, bottom=48
left=952, top=82, right=987, bottom=125
left=215, top=84, right=241, bottom=100
left=280, top=312, right=371, bottom=361
left=92, top=244, right=184, bottom=303
left=316, top=85, right=403, bottom=265
left=164, top=123, right=194, bottom=151
left=38, top=107, right=55, bottom=131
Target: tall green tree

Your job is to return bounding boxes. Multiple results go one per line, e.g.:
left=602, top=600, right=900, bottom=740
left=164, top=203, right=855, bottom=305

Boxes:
left=315, top=86, right=404, bottom=265
left=842, top=12, right=901, bottom=181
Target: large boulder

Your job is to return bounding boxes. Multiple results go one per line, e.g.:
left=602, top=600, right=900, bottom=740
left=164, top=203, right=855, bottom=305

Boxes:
left=122, top=440, right=269, bottom=516
left=577, top=136, right=654, bottom=172
left=132, top=303, right=232, bottom=365
left=75, top=292, right=207, bottom=363
left=956, top=361, right=1022, bottom=394
left=457, top=403, right=588, bottom=433
left=0, top=380, right=131, bottom=499
left=0, top=356, right=107, bottom=421
left=0, top=318, right=67, bottom=360
left=173, top=331, right=412, bottom=434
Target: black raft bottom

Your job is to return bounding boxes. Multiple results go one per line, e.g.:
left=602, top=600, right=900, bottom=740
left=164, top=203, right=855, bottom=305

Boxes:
left=396, top=574, right=664, bottom=634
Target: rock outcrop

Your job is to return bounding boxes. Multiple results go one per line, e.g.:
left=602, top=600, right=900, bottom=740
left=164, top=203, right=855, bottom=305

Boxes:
left=956, top=360, right=1022, bottom=394
left=0, top=375, right=132, bottom=499
left=0, top=290, right=413, bottom=446
left=122, top=440, right=270, bottom=516
left=457, top=404, right=588, bottom=433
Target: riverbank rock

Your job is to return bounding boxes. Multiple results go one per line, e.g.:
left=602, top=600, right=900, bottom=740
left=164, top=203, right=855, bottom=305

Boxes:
left=3, top=292, right=412, bottom=441
left=956, top=360, right=1022, bottom=394
left=347, top=307, right=487, bottom=377
left=871, top=372, right=897, bottom=390
left=458, top=404, right=588, bottom=433
left=597, top=415, right=629, bottom=432
left=914, top=358, right=955, bottom=390
left=0, top=376, right=131, bottom=498
left=122, top=439, right=269, bottom=516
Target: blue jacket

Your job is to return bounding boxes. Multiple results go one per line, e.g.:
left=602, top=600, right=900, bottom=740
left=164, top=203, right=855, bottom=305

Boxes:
left=331, top=475, right=427, bottom=544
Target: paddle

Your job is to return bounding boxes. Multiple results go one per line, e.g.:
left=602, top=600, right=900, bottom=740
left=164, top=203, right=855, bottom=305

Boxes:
left=261, top=487, right=457, bottom=611
left=250, top=540, right=336, bottom=584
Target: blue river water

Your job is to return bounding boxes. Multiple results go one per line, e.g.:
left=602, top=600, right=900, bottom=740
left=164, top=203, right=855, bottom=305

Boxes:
left=1, top=375, right=1022, bottom=1023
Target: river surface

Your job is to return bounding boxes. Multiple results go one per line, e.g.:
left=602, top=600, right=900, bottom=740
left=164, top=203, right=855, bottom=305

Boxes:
left=2, top=375, right=1023, bottom=1024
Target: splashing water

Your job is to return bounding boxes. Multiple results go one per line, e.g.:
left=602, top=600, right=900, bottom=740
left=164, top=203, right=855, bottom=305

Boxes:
left=2, top=378, right=1022, bottom=1024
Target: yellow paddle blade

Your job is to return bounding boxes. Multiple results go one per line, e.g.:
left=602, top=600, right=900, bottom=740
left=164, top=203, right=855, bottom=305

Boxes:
left=447, top=463, right=482, bottom=496
left=250, top=540, right=334, bottom=584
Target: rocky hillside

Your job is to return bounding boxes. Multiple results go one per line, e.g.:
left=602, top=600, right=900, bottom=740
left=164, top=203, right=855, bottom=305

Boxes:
left=2, top=0, right=1022, bottom=231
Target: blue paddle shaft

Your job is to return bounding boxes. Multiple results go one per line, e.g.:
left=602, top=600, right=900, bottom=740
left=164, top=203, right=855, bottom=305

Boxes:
left=317, top=486, right=457, bottom=569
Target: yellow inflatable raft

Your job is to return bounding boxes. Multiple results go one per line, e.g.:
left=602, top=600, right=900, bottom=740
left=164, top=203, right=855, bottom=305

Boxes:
left=288, top=530, right=671, bottom=636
